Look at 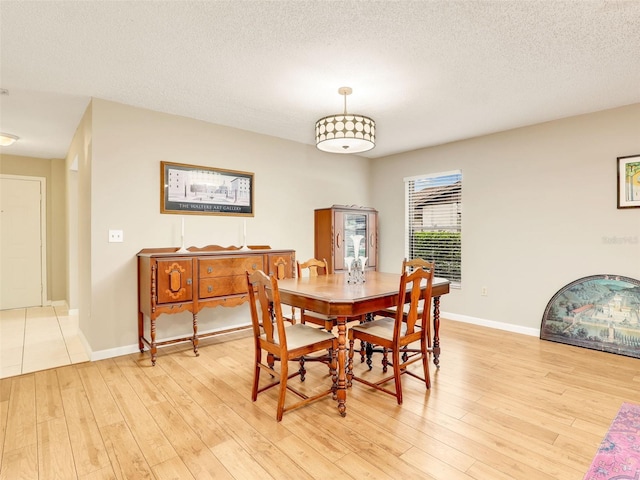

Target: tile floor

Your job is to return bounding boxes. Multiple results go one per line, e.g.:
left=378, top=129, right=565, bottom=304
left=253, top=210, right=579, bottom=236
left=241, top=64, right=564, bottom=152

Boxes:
left=0, top=305, right=89, bottom=379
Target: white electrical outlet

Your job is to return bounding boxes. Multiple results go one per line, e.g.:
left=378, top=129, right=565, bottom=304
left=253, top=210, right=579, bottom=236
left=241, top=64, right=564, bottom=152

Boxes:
left=481, top=286, right=488, bottom=296
left=108, top=230, right=124, bottom=243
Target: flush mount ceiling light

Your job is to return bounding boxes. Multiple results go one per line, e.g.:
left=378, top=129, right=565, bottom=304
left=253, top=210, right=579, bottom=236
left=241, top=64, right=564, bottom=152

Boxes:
left=315, top=87, right=375, bottom=154
left=0, top=133, right=19, bottom=147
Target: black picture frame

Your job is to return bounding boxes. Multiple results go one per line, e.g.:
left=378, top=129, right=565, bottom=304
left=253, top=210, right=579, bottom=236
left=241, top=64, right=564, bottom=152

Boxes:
left=160, top=161, right=254, bottom=216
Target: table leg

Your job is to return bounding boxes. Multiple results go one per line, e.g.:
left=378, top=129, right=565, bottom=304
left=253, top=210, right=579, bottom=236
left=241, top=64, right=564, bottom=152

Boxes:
left=336, top=317, right=347, bottom=416
left=151, top=316, right=157, bottom=366
left=433, top=296, right=441, bottom=368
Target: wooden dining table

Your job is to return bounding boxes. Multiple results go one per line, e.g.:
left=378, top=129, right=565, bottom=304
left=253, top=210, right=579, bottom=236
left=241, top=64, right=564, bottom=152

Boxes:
left=277, top=271, right=451, bottom=416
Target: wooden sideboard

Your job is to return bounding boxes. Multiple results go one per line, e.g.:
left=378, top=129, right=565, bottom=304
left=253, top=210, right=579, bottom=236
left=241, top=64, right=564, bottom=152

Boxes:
left=137, top=245, right=295, bottom=365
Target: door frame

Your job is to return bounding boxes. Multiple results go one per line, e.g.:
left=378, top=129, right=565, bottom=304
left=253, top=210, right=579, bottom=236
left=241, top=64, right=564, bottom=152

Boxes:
left=0, top=174, right=47, bottom=308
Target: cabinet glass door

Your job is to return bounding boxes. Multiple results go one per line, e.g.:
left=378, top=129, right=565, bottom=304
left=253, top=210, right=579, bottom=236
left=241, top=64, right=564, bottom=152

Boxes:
left=344, top=213, right=368, bottom=258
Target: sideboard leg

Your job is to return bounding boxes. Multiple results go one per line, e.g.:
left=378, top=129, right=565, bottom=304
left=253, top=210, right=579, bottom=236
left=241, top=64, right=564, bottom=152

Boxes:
left=138, top=311, right=144, bottom=353
left=151, top=317, right=157, bottom=366
left=192, top=312, right=199, bottom=357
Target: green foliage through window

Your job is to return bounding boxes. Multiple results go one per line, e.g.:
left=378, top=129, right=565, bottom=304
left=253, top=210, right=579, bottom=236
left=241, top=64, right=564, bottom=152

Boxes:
left=412, top=231, right=461, bottom=282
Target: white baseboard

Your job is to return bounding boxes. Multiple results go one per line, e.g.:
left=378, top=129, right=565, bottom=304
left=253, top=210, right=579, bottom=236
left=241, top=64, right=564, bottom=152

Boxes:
left=68, top=308, right=79, bottom=315
left=88, top=323, right=252, bottom=362
left=83, top=315, right=538, bottom=363
left=442, top=311, right=539, bottom=337
left=75, top=323, right=138, bottom=362
left=90, top=343, right=141, bottom=362
left=77, top=329, right=93, bottom=359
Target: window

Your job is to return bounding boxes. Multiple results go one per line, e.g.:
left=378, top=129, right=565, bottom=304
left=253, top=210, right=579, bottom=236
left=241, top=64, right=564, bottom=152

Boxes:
left=405, top=170, right=462, bottom=286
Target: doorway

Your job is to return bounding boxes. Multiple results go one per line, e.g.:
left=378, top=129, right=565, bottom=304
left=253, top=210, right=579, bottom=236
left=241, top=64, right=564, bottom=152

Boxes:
left=0, top=175, right=47, bottom=309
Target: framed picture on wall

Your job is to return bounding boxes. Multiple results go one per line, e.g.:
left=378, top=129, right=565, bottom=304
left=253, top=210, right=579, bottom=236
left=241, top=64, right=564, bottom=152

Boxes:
left=160, top=161, right=254, bottom=216
left=617, top=154, right=640, bottom=209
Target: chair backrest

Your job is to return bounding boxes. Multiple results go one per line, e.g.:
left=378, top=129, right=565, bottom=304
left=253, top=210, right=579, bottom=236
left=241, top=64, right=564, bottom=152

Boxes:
left=394, top=262, right=435, bottom=340
left=401, top=257, right=433, bottom=274
left=246, top=269, right=288, bottom=349
left=296, top=258, right=329, bottom=278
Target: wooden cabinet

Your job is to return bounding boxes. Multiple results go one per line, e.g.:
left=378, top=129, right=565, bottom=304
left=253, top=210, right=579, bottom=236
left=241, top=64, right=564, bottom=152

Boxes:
left=314, top=205, right=378, bottom=274
left=138, top=246, right=295, bottom=365
left=156, top=259, right=193, bottom=304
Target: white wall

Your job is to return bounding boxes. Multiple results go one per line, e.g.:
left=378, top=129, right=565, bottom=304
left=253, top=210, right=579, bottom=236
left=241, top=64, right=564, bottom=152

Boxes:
left=65, top=102, right=93, bottom=334
left=371, top=104, right=640, bottom=333
left=83, top=99, right=371, bottom=355
left=68, top=100, right=639, bottom=356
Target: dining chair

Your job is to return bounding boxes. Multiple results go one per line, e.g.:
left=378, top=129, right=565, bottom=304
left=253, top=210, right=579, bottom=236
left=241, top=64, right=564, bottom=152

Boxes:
left=346, top=262, right=435, bottom=404
left=359, top=258, right=434, bottom=369
left=246, top=269, right=338, bottom=421
left=295, top=258, right=338, bottom=331
left=374, top=258, right=433, bottom=346
left=273, top=255, right=296, bottom=324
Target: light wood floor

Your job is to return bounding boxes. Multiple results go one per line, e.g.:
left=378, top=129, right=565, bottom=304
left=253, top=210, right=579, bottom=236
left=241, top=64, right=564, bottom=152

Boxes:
left=1, top=318, right=639, bottom=479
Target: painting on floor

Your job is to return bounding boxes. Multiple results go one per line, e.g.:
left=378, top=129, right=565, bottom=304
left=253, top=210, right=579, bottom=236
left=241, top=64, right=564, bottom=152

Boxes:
left=541, top=274, right=640, bottom=359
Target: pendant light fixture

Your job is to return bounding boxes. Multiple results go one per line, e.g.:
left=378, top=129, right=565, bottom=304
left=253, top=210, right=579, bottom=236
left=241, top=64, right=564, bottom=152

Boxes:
left=315, top=87, right=375, bottom=154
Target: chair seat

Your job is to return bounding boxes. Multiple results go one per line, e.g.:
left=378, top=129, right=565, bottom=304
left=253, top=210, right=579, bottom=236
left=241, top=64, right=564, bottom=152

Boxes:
left=349, top=317, right=407, bottom=342
left=262, top=323, right=336, bottom=350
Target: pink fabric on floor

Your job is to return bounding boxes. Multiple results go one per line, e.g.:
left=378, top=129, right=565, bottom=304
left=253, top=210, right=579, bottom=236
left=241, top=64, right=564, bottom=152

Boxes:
left=584, top=402, right=640, bottom=480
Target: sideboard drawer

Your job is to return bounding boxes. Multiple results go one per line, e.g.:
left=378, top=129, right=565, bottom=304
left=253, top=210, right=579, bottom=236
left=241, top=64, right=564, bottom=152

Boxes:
left=199, top=276, right=249, bottom=298
left=199, top=257, right=263, bottom=278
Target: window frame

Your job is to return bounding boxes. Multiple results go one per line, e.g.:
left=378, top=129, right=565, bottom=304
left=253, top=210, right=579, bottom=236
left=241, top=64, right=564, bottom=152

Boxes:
left=404, top=170, right=462, bottom=288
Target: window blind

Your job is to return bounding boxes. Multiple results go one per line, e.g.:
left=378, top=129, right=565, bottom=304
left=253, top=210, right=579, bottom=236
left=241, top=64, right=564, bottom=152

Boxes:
left=405, top=170, right=462, bottom=286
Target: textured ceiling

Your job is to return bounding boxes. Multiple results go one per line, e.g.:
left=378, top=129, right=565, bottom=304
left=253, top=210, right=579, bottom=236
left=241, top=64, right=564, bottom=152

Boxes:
left=1, top=0, right=639, bottom=159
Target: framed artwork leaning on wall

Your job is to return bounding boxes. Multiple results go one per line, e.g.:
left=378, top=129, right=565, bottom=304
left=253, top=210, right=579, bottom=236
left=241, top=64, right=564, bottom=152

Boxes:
left=541, top=274, right=640, bottom=359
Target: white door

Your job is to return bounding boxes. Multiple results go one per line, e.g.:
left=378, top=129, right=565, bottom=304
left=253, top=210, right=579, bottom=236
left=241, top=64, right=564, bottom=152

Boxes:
left=0, top=175, right=46, bottom=309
